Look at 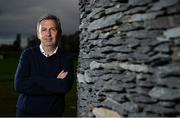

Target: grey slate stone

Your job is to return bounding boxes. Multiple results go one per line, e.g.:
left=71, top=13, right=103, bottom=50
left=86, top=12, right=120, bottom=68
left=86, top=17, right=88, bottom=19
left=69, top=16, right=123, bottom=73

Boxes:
left=102, top=37, right=123, bottom=46
left=125, top=38, right=140, bottom=48
left=155, top=63, right=180, bottom=78
left=119, top=62, right=151, bottom=73
left=101, top=98, right=127, bottom=115
left=154, top=43, right=170, bottom=53
left=159, top=101, right=175, bottom=108
left=86, top=8, right=105, bottom=20
left=136, top=79, right=154, bottom=88
left=127, top=87, right=151, bottom=95
left=124, top=6, right=147, bottom=15
left=130, top=52, right=150, bottom=63
left=150, top=0, right=179, bottom=11
left=123, top=82, right=136, bottom=89
left=105, top=93, right=127, bottom=103
left=121, top=102, right=139, bottom=113
left=174, top=38, right=180, bottom=45
left=156, top=77, right=180, bottom=89
left=106, top=53, right=129, bottom=61
left=149, top=87, right=180, bottom=100
left=128, top=0, right=153, bottom=6
left=126, top=30, right=162, bottom=39
left=127, top=94, right=157, bottom=103
left=119, top=22, right=144, bottom=32
left=167, top=4, right=180, bottom=14
left=78, top=0, right=180, bottom=116
left=144, top=104, right=177, bottom=115
left=144, top=16, right=172, bottom=30
left=105, top=4, right=129, bottom=14
left=88, top=12, right=123, bottom=31
left=149, top=53, right=171, bottom=66
left=127, top=11, right=164, bottom=22
left=102, top=79, right=125, bottom=92
left=164, top=27, right=180, bottom=38
left=128, top=112, right=158, bottom=117
left=175, top=104, right=180, bottom=113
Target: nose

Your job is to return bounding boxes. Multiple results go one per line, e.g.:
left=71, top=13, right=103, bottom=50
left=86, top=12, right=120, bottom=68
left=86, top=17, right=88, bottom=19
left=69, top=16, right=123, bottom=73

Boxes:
left=45, top=30, right=51, bottom=36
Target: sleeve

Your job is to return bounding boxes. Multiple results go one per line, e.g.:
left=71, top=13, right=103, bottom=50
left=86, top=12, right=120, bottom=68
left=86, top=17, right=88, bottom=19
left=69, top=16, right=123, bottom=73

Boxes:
left=14, top=49, right=74, bottom=95
left=33, top=53, right=74, bottom=94
left=14, top=49, right=53, bottom=95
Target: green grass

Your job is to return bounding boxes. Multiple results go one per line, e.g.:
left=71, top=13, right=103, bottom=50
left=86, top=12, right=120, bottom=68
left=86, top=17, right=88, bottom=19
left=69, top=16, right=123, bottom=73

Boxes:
left=0, top=81, right=18, bottom=116
left=0, top=57, right=77, bottom=116
left=64, top=80, right=77, bottom=117
left=0, top=58, right=18, bottom=81
left=0, top=58, right=18, bottom=116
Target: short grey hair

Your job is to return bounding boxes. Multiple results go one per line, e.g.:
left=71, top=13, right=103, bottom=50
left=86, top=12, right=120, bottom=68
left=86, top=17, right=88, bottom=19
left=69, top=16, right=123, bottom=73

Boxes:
left=37, top=14, right=62, bottom=34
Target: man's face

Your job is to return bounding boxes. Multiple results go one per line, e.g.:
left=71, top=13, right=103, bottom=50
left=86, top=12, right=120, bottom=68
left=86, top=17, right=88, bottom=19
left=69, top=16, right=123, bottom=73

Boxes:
left=37, top=19, right=59, bottom=47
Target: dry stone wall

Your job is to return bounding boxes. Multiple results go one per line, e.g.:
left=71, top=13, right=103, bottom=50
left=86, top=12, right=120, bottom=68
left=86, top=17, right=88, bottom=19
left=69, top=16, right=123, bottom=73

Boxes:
left=77, top=0, right=180, bottom=117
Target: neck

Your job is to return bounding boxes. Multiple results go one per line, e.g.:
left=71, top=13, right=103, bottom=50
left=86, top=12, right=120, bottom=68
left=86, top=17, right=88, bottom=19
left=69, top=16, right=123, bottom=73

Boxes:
left=41, top=44, right=57, bottom=54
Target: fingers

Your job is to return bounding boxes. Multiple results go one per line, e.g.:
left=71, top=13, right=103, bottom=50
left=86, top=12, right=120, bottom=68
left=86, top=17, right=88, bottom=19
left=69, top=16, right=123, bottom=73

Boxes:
left=60, top=72, right=68, bottom=79
left=57, top=70, right=68, bottom=79
left=59, top=70, right=64, bottom=75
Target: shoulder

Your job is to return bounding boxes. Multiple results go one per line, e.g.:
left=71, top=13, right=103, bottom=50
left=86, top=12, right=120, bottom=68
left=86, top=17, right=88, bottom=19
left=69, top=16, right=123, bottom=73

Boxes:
left=21, top=46, right=39, bottom=57
left=58, top=48, right=73, bottom=61
left=22, top=46, right=39, bottom=54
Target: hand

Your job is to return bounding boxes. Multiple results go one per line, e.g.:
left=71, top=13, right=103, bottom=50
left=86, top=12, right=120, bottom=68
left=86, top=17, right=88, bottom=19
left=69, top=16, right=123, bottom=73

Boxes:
left=57, top=70, right=68, bottom=79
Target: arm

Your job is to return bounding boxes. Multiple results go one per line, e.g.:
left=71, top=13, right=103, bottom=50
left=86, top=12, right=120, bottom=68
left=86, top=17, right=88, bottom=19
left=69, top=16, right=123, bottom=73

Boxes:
left=14, top=49, right=53, bottom=95
left=33, top=54, right=74, bottom=94
left=14, top=49, right=74, bottom=95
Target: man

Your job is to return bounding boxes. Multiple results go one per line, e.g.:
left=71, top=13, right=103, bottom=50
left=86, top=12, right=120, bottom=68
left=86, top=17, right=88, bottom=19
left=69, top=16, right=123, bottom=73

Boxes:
left=14, top=14, right=74, bottom=116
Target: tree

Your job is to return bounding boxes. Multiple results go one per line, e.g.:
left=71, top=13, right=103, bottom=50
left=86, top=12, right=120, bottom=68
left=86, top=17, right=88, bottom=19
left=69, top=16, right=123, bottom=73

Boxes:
left=60, top=31, right=80, bottom=58
left=13, top=33, right=21, bottom=51
left=27, top=35, right=40, bottom=48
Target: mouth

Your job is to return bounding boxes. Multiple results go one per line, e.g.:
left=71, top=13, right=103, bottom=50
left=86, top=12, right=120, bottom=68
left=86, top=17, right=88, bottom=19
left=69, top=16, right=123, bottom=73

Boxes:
left=45, top=38, right=52, bottom=41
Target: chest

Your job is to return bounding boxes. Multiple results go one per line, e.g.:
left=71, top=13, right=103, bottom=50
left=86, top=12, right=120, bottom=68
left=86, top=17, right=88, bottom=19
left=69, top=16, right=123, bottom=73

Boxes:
left=30, top=54, right=66, bottom=77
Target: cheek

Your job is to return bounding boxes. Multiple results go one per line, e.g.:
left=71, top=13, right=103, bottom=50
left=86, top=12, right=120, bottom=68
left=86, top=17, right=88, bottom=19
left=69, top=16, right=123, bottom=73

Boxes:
left=52, top=33, right=58, bottom=38
left=38, top=32, right=45, bottom=39
left=37, top=32, right=41, bottom=38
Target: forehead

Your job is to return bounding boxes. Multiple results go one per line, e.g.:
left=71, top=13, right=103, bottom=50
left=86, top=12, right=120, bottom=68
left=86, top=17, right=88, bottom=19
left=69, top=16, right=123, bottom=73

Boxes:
left=39, top=19, right=57, bottom=27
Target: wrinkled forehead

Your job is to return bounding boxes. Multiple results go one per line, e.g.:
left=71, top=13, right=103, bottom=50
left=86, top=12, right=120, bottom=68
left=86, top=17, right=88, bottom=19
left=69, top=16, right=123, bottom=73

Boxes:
left=37, top=19, right=62, bottom=34
left=38, top=19, right=58, bottom=27
left=39, top=19, right=58, bottom=27
left=37, top=15, right=62, bottom=33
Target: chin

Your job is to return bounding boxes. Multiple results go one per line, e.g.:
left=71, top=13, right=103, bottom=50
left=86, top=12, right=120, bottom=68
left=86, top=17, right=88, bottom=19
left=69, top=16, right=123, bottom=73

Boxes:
left=44, top=43, right=55, bottom=47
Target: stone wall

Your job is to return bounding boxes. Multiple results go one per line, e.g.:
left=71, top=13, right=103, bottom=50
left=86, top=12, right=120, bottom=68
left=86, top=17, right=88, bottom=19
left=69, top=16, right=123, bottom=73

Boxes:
left=77, top=0, right=180, bottom=117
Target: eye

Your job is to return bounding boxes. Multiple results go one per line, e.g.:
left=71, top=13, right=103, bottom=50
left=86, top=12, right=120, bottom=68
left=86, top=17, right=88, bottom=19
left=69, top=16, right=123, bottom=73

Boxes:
left=41, top=28, right=47, bottom=32
left=50, top=28, right=57, bottom=32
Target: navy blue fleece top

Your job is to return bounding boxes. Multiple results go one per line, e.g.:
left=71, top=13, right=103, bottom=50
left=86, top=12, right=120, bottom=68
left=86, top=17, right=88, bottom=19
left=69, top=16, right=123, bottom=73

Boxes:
left=14, top=46, right=74, bottom=116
